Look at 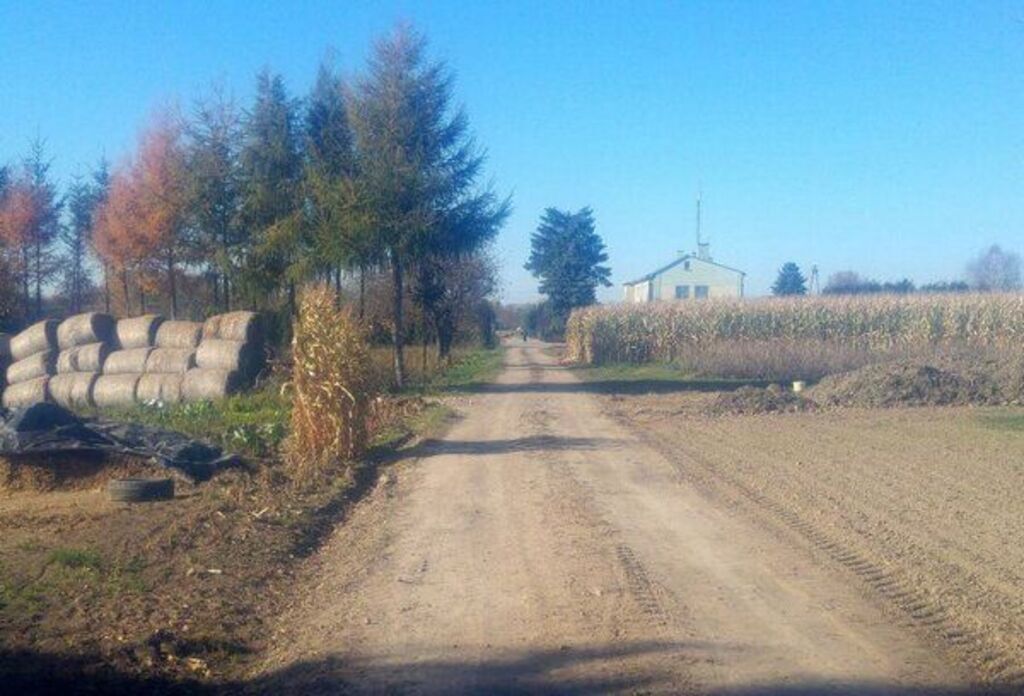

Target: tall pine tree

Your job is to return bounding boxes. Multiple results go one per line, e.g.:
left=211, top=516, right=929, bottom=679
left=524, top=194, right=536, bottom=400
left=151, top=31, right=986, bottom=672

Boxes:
left=187, top=86, right=244, bottom=311
left=238, top=69, right=303, bottom=312
left=61, top=160, right=109, bottom=312
left=771, top=262, right=807, bottom=296
left=525, top=207, right=611, bottom=322
left=349, top=25, right=508, bottom=385
left=304, top=60, right=364, bottom=296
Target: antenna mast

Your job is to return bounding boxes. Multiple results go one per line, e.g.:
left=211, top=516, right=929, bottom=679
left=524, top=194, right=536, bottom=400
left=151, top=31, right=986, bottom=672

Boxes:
left=696, top=190, right=710, bottom=260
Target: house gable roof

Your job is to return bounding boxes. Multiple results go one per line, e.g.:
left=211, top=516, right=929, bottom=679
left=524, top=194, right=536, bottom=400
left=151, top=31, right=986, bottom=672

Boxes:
left=623, top=254, right=746, bottom=286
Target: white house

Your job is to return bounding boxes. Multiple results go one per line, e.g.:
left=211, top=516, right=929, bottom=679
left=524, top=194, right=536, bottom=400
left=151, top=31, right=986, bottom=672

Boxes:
left=623, top=244, right=745, bottom=303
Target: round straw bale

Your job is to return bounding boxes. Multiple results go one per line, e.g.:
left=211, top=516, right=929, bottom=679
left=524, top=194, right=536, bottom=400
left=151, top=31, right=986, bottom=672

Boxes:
left=116, top=314, right=164, bottom=349
left=195, top=339, right=261, bottom=378
left=57, top=312, right=116, bottom=349
left=57, top=342, right=112, bottom=374
left=202, top=311, right=263, bottom=343
left=49, top=372, right=98, bottom=409
left=10, top=320, right=58, bottom=361
left=0, top=333, right=10, bottom=361
left=2, top=377, right=51, bottom=409
left=7, top=351, right=57, bottom=384
left=103, top=348, right=153, bottom=375
left=155, top=321, right=202, bottom=349
left=92, top=374, right=141, bottom=408
left=144, top=348, right=196, bottom=374
left=137, top=373, right=184, bottom=405
left=183, top=368, right=241, bottom=402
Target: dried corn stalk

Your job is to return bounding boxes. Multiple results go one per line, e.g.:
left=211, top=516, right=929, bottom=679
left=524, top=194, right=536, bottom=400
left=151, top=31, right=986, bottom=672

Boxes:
left=287, top=286, right=374, bottom=475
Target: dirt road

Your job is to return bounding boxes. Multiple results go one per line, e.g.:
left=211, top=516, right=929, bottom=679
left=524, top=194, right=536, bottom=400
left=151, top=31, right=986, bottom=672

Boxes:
left=258, top=342, right=970, bottom=694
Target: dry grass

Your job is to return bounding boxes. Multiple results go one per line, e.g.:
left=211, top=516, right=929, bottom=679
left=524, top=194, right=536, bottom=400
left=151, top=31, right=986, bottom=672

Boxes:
left=286, top=286, right=375, bottom=477
left=567, top=293, right=1024, bottom=379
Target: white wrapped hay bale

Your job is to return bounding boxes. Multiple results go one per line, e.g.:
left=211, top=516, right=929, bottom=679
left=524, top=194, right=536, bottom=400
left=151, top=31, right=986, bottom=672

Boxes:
left=92, top=374, right=141, bottom=408
left=155, top=321, right=202, bottom=349
left=49, top=372, right=98, bottom=409
left=10, top=319, right=58, bottom=361
left=137, top=373, right=185, bottom=404
left=116, top=314, right=164, bottom=349
left=195, top=339, right=261, bottom=379
left=7, top=351, right=57, bottom=384
left=144, top=348, right=196, bottom=374
left=2, top=377, right=51, bottom=409
left=202, top=311, right=263, bottom=343
left=103, top=348, right=153, bottom=374
left=57, top=312, right=116, bottom=349
left=183, top=368, right=241, bottom=402
left=57, top=342, right=112, bottom=374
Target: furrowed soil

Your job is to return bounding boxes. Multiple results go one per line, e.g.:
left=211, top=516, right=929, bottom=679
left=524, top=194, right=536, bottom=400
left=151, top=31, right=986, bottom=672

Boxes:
left=253, top=342, right=1006, bottom=694
left=601, top=389, right=1024, bottom=691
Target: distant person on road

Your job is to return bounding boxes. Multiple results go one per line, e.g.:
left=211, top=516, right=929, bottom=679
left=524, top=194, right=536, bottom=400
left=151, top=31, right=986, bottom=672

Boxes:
left=519, top=327, right=528, bottom=342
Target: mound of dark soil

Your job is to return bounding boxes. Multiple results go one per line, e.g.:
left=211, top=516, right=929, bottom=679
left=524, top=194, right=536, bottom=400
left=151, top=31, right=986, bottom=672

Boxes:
left=710, top=384, right=818, bottom=415
left=811, top=362, right=1002, bottom=408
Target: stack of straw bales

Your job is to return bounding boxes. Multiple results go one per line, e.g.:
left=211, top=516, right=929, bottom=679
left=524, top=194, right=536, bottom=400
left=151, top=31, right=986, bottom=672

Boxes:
left=0, top=311, right=263, bottom=410
left=50, top=312, right=117, bottom=409
left=190, top=311, right=264, bottom=401
left=3, top=319, right=61, bottom=409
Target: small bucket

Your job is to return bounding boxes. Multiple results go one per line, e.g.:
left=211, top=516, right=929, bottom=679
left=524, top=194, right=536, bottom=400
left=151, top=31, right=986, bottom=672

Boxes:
left=792, top=380, right=806, bottom=394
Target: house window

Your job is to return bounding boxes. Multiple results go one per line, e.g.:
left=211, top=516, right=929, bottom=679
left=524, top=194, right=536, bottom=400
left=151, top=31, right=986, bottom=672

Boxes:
left=683, top=261, right=691, bottom=271
left=675, top=285, right=690, bottom=299
left=695, top=285, right=709, bottom=299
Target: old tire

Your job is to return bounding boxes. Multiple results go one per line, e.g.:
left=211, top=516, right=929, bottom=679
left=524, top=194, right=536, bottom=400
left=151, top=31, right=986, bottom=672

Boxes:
left=108, top=478, right=174, bottom=503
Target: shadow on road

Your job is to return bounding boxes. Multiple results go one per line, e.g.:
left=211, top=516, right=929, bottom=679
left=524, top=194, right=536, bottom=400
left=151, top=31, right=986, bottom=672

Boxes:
left=445, top=378, right=772, bottom=396
left=1, top=643, right=1016, bottom=695
left=405, top=434, right=625, bottom=457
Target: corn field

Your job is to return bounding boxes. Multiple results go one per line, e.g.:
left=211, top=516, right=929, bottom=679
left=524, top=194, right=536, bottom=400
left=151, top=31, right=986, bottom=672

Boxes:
left=566, top=294, right=1024, bottom=369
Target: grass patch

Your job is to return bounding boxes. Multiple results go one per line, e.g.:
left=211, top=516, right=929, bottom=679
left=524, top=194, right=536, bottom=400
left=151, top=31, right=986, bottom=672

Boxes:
left=94, top=383, right=290, bottom=458
left=571, top=362, right=772, bottom=394
left=427, top=348, right=503, bottom=392
left=49, top=547, right=103, bottom=571
left=571, top=362, right=695, bottom=383
left=371, top=402, right=456, bottom=449
left=977, top=410, right=1024, bottom=433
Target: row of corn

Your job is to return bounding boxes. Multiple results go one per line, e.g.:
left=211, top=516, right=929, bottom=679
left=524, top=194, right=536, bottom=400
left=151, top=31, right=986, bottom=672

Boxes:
left=565, top=293, right=1024, bottom=365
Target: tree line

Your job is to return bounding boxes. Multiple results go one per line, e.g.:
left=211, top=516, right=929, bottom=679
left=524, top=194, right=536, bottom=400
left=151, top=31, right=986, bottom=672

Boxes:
left=771, top=245, right=1022, bottom=297
left=0, top=25, right=509, bottom=387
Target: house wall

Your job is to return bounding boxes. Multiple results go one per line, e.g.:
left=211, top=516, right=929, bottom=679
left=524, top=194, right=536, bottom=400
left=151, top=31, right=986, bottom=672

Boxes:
left=623, top=280, right=652, bottom=303
left=652, top=258, right=743, bottom=300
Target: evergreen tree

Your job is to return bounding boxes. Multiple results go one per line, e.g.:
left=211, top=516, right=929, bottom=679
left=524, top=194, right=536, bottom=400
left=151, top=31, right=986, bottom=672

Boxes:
left=187, top=86, right=244, bottom=310
left=304, top=60, right=363, bottom=295
left=25, top=140, right=62, bottom=318
left=349, top=25, right=508, bottom=386
left=238, top=69, right=303, bottom=312
left=771, top=262, right=807, bottom=296
left=0, top=165, right=16, bottom=326
left=61, top=160, right=108, bottom=312
left=4, top=139, right=62, bottom=319
left=525, top=207, right=611, bottom=321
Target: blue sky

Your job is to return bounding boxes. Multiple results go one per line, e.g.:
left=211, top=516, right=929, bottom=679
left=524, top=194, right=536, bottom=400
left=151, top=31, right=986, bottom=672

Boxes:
left=2, top=0, right=1023, bottom=301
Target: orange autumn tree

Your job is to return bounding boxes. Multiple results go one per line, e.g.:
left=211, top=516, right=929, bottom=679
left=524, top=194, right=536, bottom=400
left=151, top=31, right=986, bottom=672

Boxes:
left=93, top=109, right=191, bottom=317
left=0, top=178, right=39, bottom=311
left=93, top=164, right=145, bottom=315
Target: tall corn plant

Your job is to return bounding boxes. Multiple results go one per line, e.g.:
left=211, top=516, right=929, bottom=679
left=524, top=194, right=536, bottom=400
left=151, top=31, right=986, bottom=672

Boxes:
left=287, top=286, right=374, bottom=476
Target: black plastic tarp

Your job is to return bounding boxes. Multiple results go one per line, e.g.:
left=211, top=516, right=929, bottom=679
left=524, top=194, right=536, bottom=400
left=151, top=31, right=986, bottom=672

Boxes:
left=0, top=403, right=238, bottom=481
